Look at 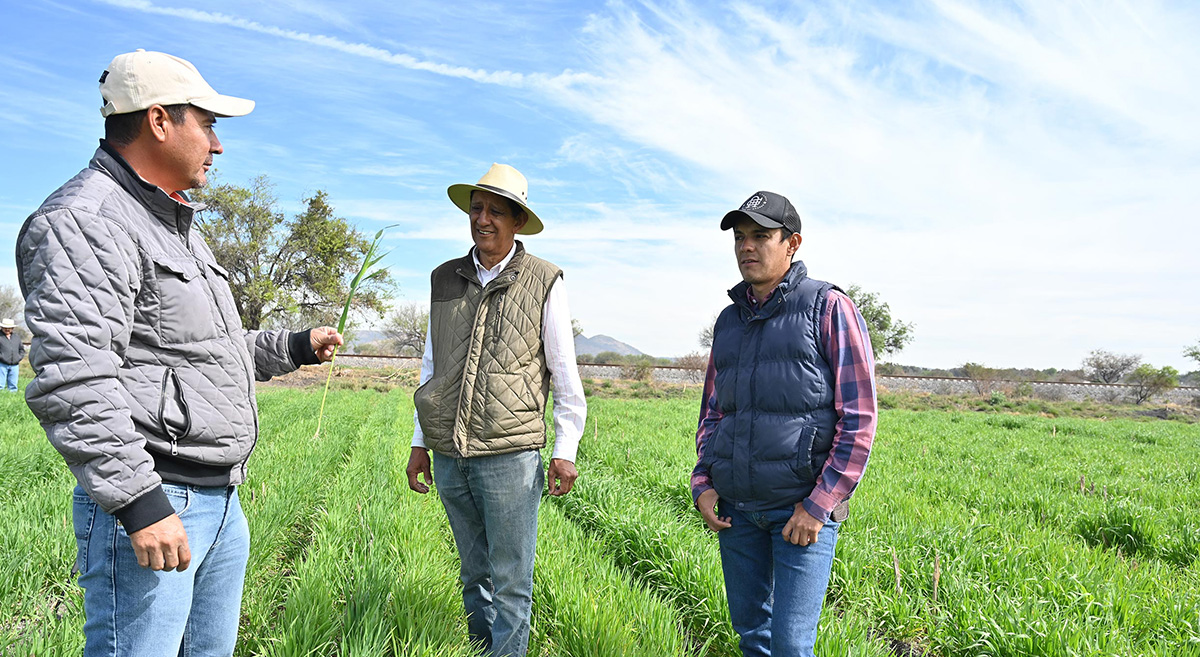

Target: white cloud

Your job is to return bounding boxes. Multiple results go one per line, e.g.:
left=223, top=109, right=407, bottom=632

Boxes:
left=96, top=0, right=598, bottom=88
left=10, top=1, right=1197, bottom=370
left=522, top=1, right=1200, bottom=368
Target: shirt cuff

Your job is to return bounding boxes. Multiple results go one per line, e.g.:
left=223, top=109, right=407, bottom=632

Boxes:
left=801, top=496, right=833, bottom=523
left=288, top=330, right=321, bottom=367
left=113, top=485, right=175, bottom=534
left=550, top=440, right=577, bottom=463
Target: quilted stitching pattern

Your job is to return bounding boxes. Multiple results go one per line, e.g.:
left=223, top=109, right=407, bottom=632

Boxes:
left=414, top=244, right=561, bottom=457
left=16, top=149, right=295, bottom=515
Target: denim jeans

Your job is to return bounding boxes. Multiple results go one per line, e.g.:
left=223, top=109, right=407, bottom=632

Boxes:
left=1, top=363, right=16, bottom=391
left=73, top=484, right=250, bottom=657
left=433, top=449, right=543, bottom=657
left=717, top=502, right=840, bottom=657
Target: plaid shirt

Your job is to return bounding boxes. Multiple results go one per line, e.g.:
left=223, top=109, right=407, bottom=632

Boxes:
left=691, top=288, right=877, bottom=522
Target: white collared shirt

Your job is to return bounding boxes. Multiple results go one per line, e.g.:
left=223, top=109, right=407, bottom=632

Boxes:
left=411, top=243, right=587, bottom=462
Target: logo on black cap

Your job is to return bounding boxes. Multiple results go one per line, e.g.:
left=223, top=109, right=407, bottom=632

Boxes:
left=742, top=194, right=767, bottom=211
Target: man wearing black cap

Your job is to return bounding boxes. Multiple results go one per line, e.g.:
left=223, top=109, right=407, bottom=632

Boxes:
left=691, top=192, right=878, bottom=656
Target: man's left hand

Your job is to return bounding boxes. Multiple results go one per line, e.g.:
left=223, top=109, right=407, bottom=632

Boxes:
left=310, top=326, right=344, bottom=362
left=547, top=458, right=577, bottom=496
left=782, top=503, right=824, bottom=546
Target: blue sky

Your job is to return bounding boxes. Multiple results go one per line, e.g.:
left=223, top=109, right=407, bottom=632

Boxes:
left=2, top=0, right=1198, bottom=370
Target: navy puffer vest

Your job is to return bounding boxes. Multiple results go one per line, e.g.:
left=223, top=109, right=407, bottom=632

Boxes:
left=704, top=261, right=839, bottom=512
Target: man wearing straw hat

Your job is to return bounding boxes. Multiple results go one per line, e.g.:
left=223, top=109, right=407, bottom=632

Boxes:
left=406, top=163, right=587, bottom=657
left=16, top=50, right=342, bottom=656
left=0, top=318, right=23, bottom=392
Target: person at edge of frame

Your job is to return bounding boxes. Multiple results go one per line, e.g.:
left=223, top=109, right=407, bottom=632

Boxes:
left=15, top=49, right=343, bottom=657
left=0, top=318, right=24, bottom=392
left=692, top=190, right=878, bottom=657
left=405, top=163, right=587, bottom=657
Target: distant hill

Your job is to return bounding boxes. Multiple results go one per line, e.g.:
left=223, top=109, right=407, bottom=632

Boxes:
left=574, top=334, right=644, bottom=357
left=347, top=330, right=387, bottom=348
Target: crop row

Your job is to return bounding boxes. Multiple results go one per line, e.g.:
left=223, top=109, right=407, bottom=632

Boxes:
left=4, top=388, right=1200, bottom=655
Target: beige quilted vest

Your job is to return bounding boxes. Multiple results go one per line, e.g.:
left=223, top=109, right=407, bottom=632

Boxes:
left=414, top=242, right=562, bottom=457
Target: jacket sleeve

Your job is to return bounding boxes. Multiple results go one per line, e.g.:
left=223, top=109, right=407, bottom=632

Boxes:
left=18, top=207, right=173, bottom=529
left=240, top=329, right=304, bottom=382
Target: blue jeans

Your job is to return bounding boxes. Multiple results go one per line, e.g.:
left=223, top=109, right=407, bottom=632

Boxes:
left=1, top=363, right=16, bottom=391
left=433, top=450, right=543, bottom=657
left=717, top=502, right=840, bottom=657
left=73, top=484, right=250, bottom=657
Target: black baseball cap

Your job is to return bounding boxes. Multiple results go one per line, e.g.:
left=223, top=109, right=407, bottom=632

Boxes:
left=720, top=191, right=802, bottom=234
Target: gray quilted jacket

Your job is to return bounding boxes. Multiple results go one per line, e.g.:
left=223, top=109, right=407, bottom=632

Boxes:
left=17, top=144, right=305, bottom=531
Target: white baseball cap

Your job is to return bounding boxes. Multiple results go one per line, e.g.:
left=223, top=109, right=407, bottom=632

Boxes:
left=99, top=49, right=255, bottom=118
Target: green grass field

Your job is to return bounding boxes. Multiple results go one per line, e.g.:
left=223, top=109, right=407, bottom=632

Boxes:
left=2, top=382, right=1199, bottom=656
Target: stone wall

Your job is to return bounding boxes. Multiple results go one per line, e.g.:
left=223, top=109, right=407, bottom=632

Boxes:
left=333, top=354, right=1199, bottom=405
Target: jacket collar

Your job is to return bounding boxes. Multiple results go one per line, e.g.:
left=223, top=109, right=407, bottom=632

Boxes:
left=729, top=260, right=809, bottom=318
left=92, top=140, right=204, bottom=239
left=456, top=240, right=527, bottom=289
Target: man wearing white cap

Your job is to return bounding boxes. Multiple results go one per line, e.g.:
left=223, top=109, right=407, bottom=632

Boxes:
left=15, top=51, right=342, bottom=656
left=405, top=163, right=587, bottom=656
left=0, top=318, right=23, bottom=392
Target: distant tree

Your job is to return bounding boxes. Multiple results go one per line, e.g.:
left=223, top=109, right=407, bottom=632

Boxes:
left=1081, top=349, right=1141, bottom=384
left=383, top=302, right=428, bottom=356
left=572, top=319, right=584, bottom=338
left=674, top=351, right=708, bottom=384
left=192, top=175, right=393, bottom=330
left=1185, top=341, right=1200, bottom=368
left=962, top=362, right=1000, bottom=395
left=698, top=313, right=718, bottom=349
left=0, top=285, right=30, bottom=341
left=1127, top=364, right=1179, bottom=405
left=843, top=284, right=913, bottom=362
left=593, top=351, right=623, bottom=365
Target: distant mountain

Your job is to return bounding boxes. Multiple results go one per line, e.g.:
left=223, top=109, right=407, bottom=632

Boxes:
left=347, top=329, right=387, bottom=348
left=574, top=334, right=644, bottom=357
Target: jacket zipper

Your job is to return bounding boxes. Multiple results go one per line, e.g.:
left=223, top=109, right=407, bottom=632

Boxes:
left=157, top=368, right=192, bottom=456
left=452, top=275, right=488, bottom=456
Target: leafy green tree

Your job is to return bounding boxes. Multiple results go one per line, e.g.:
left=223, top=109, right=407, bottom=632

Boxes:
left=192, top=175, right=393, bottom=330
left=572, top=319, right=584, bottom=338
left=1127, top=364, right=1179, bottom=405
left=843, top=284, right=913, bottom=362
left=1185, top=341, right=1200, bottom=368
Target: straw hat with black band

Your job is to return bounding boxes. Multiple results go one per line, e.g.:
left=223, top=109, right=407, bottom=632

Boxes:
left=447, top=163, right=544, bottom=235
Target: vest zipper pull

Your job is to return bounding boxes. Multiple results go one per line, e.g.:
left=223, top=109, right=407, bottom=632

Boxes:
left=171, top=439, right=178, bottom=456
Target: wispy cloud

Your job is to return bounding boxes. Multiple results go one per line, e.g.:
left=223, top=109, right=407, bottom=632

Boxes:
left=8, top=1, right=1198, bottom=369
left=97, top=0, right=598, bottom=88
left=520, top=0, right=1200, bottom=367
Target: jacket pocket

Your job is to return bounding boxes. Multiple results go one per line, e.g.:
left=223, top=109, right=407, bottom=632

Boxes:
left=157, top=367, right=193, bottom=456
left=414, top=374, right=457, bottom=441
left=793, top=425, right=818, bottom=484
left=148, top=253, right=220, bottom=344
left=485, top=371, right=539, bottom=414
left=522, top=371, right=545, bottom=413
left=201, top=260, right=239, bottom=334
